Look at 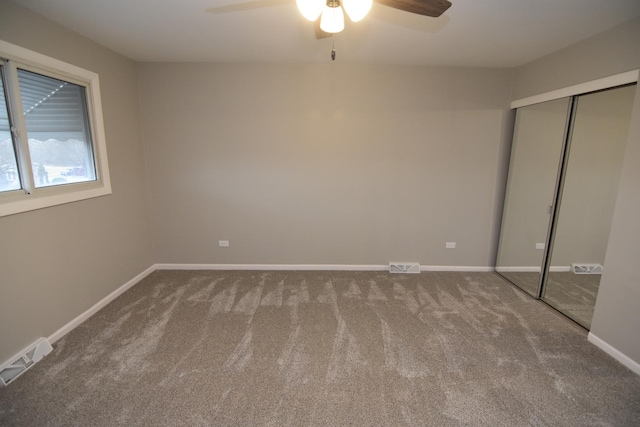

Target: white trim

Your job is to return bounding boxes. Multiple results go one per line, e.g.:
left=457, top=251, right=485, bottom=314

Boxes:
left=47, top=265, right=156, bottom=344
left=511, top=70, right=639, bottom=109
left=0, top=185, right=112, bottom=217
left=550, top=266, right=572, bottom=273
left=495, top=266, right=571, bottom=273
left=0, top=40, right=98, bottom=81
left=0, top=39, right=111, bottom=217
left=421, top=265, right=494, bottom=272
left=88, top=73, right=111, bottom=196
left=496, top=266, right=541, bottom=273
left=155, top=263, right=390, bottom=271
left=588, top=333, right=640, bottom=376
left=154, top=263, right=494, bottom=272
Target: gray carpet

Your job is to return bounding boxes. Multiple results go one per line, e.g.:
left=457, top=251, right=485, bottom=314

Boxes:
left=1, top=270, right=638, bottom=426
left=544, top=272, right=600, bottom=329
left=497, top=271, right=542, bottom=298
left=498, top=271, right=600, bottom=329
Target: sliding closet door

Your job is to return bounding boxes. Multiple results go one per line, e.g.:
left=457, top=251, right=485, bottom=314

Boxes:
left=542, top=84, right=636, bottom=329
left=495, top=98, right=570, bottom=296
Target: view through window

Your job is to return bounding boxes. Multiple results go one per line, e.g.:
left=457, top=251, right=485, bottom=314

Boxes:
left=0, top=39, right=110, bottom=217
left=18, top=69, right=96, bottom=189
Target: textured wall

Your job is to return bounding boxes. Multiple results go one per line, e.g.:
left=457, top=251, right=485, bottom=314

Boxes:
left=0, top=2, right=154, bottom=363
left=137, top=63, right=513, bottom=267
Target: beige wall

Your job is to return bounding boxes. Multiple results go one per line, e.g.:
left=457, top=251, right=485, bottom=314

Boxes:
left=512, top=18, right=640, bottom=101
left=137, top=63, right=513, bottom=267
left=0, top=2, right=153, bottom=362
left=513, top=17, right=640, bottom=365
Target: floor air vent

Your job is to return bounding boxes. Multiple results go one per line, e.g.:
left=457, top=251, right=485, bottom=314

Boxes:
left=0, top=338, right=52, bottom=386
left=389, top=262, right=421, bottom=274
left=572, top=263, right=603, bottom=274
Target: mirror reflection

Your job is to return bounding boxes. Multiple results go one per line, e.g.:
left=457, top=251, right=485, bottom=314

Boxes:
left=543, top=84, right=636, bottom=329
left=496, top=97, right=570, bottom=296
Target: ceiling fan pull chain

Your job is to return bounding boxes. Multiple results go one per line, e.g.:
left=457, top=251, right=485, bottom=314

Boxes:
left=331, top=37, right=336, bottom=61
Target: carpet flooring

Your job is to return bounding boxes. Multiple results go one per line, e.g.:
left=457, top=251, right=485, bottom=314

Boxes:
left=1, top=270, right=638, bottom=426
left=498, top=271, right=600, bottom=329
left=496, top=271, right=542, bottom=297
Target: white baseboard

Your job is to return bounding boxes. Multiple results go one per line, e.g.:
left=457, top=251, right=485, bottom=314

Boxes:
left=421, top=266, right=494, bottom=272
left=154, top=263, right=494, bottom=272
left=495, top=266, right=571, bottom=273
left=550, top=266, right=572, bottom=273
left=155, top=263, right=389, bottom=271
left=496, top=266, right=541, bottom=273
left=47, top=265, right=156, bottom=344
left=588, top=332, right=640, bottom=375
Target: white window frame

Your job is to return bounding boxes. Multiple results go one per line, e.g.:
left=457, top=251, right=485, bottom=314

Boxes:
left=0, top=40, right=111, bottom=217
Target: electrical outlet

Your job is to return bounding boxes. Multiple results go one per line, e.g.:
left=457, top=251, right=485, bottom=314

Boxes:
left=445, top=242, right=456, bottom=249
left=218, top=240, right=229, bottom=247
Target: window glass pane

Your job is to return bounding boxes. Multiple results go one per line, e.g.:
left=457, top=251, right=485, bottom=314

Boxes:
left=0, top=65, right=21, bottom=193
left=17, top=69, right=96, bottom=188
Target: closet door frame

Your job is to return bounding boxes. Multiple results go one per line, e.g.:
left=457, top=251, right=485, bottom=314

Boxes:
left=511, top=70, right=639, bottom=110
left=506, top=70, right=639, bottom=323
left=536, top=96, right=577, bottom=299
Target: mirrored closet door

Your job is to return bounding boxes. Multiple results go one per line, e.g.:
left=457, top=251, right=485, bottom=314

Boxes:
left=496, top=83, right=637, bottom=329
left=542, top=84, right=636, bottom=329
left=495, top=97, right=571, bottom=297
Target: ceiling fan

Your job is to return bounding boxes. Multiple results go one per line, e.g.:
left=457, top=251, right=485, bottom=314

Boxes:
left=207, top=0, right=452, bottom=39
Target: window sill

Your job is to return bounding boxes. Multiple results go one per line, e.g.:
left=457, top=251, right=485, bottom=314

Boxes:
left=0, top=182, right=111, bottom=217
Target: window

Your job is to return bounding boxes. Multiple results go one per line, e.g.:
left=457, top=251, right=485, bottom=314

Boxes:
left=0, top=65, right=20, bottom=193
left=0, top=40, right=110, bottom=217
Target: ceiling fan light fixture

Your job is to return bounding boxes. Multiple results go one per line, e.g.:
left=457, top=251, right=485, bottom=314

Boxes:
left=342, top=0, right=372, bottom=23
left=296, top=0, right=325, bottom=21
left=320, top=2, right=345, bottom=33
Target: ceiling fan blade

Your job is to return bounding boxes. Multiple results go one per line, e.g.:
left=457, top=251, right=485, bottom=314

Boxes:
left=314, top=19, right=333, bottom=39
left=374, top=0, right=451, bottom=17
left=205, top=0, right=292, bottom=14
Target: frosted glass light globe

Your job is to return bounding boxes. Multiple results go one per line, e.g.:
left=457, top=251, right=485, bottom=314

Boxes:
left=342, top=0, right=372, bottom=22
left=296, top=0, right=325, bottom=21
left=320, top=4, right=345, bottom=33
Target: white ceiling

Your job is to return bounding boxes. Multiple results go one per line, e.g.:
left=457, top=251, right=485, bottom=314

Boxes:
left=11, top=0, right=640, bottom=67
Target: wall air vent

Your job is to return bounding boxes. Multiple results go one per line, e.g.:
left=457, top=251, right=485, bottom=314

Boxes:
left=572, top=263, right=604, bottom=274
left=0, top=338, right=53, bottom=386
left=389, top=262, right=421, bottom=274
